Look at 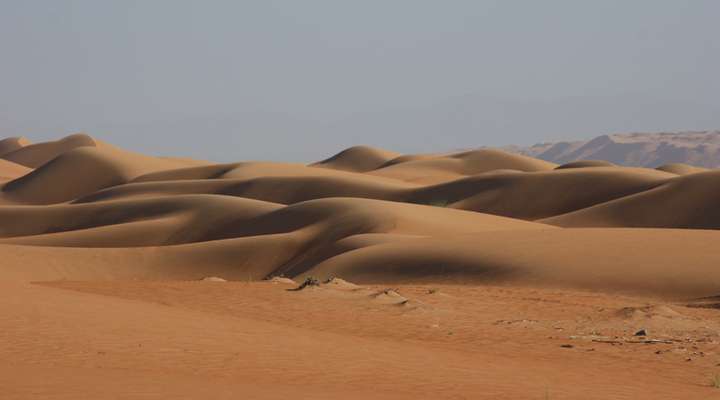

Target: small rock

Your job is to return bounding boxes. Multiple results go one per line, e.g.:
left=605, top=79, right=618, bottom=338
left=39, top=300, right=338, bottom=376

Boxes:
left=634, top=329, right=647, bottom=337
left=287, top=277, right=320, bottom=291
left=560, top=344, right=574, bottom=348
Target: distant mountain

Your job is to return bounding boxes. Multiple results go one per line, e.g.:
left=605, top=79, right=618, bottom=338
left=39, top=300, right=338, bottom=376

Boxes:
left=507, top=131, right=720, bottom=168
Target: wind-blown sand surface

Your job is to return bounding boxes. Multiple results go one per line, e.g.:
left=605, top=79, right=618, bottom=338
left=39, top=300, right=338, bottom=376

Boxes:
left=2, top=134, right=720, bottom=399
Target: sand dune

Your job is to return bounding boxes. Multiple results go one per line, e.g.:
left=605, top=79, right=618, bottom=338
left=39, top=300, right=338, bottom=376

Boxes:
left=2, top=227, right=720, bottom=298
left=3, top=135, right=720, bottom=399
left=656, top=162, right=708, bottom=175
left=1, top=142, right=208, bottom=204
left=88, top=173, right=415, bottom=204
left=368, top=148, right=556, bottom=183
left=0, top=196, right=547, bottom=247
left=0, top=136, right=31, bottom=157
left=74, top=164, right=673, bottom=223
left=0, top=159, right=31, bottom=182
left=306, top=228, right=720, bottom=297
left=312, top=145, right=401, bottom=172
left=415, top=167, right=671, bottom=220
left=0, top=133, right=102, bottom=168
left=543, top=170, right=720, bottom=229
left=0, top=195, right=281, bottom=245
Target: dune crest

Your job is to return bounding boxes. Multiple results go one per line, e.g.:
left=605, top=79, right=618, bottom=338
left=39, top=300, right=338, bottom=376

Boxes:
left=655, top=162, right=708, bottom=175
left=542, top=170, right=720, bottom=229
left=0, top=136, right=32, bottom=157
left=312, top=145, right=401, bottom=172
left=0, top=134, right=719, bottom=297
left=0, top=159, right=31, bottom=182
left=1, top=133, right=101, bottom=168
left=368, top=148, right=556, bottom=183
left=1, top=143, right=209, bottom=204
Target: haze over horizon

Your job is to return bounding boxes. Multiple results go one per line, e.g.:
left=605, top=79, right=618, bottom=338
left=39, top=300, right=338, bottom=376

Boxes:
left=2, top=0, right=719, bottom=162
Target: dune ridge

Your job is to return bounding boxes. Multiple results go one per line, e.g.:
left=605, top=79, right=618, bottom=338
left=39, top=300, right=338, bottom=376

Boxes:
left=1, top=133, right=100, bottom=168
left=312, top=145, right=402, bottom=172
left=0, top=136, right=32, bottom=157
left=0, top=135, right=719, bottom=297
left=0, top=159, right=31, bottom=182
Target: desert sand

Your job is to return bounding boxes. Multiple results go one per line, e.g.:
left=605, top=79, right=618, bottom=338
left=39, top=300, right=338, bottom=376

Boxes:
left=2, top=134, right=720, bottom=399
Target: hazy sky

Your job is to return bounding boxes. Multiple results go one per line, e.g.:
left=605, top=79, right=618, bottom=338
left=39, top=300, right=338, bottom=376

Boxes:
left=2, top=0, right=719, bottom=161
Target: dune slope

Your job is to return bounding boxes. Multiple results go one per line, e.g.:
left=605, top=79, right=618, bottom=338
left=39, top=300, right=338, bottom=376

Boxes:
left=0, top=134, right=719, bottom=295
left=543, top=170, right=720, bottom=229
left=1, top=133, right=100, bottom=168
left=0, top=159, right=31, bottom=182
left=311, top=145, right=401, bottom=172
left=1, top=144, right=207, bottom=204
left=0, top=136, right=31, bottom=157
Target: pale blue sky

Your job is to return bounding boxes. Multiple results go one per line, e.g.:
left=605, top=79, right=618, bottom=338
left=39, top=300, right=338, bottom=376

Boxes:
left=2, top=1, right=719, bottom=161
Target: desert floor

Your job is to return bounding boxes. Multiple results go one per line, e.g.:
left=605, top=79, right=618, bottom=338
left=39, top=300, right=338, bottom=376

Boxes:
left=3, top=279, right=720, bottom=399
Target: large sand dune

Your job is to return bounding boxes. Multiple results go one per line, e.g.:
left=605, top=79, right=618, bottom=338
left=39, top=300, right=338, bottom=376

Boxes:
left=0, top=159, right=31, bottom=182
left=1, top=134, right=719, bottom=286
left=1, top=133, right=101, bottom=168
left=3, top=134, right=720, bottom=398
left=544, top=170, right=720, bottom=229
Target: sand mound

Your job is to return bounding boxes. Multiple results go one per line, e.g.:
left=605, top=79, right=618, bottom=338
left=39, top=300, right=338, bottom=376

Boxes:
left=655, top=163, right=708, bottom=175
left=369, top=148, right=556, bottom=184
left=0, top=159, right=31, bottom=182
left=134, top=161, right=405, bottom=184
left=2, top=146, right=205, bottom=205
left=304, top=228, right=720, bottom=297
left=2, top=135, right=720, bottom=300
left=0, top=196, right=547, bottom=249
left=4, top=227, right=720, bottom=297
left=370, top=288, right=408, bottom=304
left=615, top=305, right=684, bottom=320
left=0, top=194, right=281, bottom=246
left=413, top=167, right=670, bottom=220
left=133, top=163, right=243, bottom=182
left=1, top=133, right=101, bottom=168
left=80, top=174, right=415, bottom=205
left=377, top=153, right=439, bottom=168
left=75, top=162, right=673, bottom=223
left=323, top=277, right=361, bottom=290
left=312, top=145, right=401, bottom=172
left=0, top=136, right=31, bottom=157
left=542, top=170, right=720, bottom=229
left=555, top=160, right=615, bottom=169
